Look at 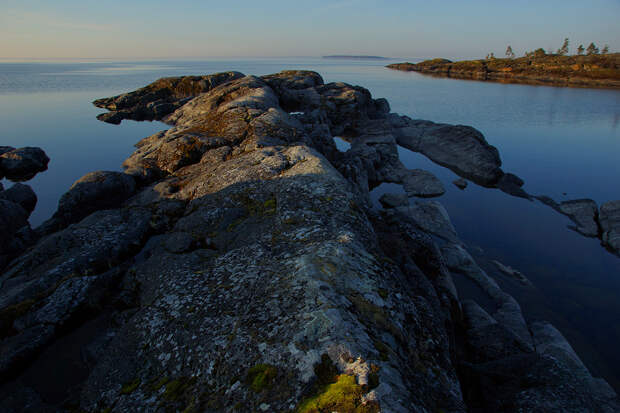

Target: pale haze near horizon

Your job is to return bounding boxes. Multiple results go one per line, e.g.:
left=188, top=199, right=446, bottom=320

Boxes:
left=1, top=0, right=619, bottom=61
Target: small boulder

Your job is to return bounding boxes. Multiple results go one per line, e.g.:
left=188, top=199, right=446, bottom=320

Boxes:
left=0, top=183, right=37, bottom=213
left=401, top=169, right=445, bottom=198
left=379, top=193, right=408, bottom=208
left=453, top=178, right=468, bottom=190
left=492, top=260, right=532, bottom=286
left=0, top=199, right=29, bottom=240
left=52, top=171, right=136, bottom=227
left=0, top=147, right=50, bottom=181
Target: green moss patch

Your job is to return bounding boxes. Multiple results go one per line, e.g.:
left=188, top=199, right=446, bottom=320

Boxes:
left=296, top=374, right=379, bottom=413
left=297, top=354, right=380, bottom=413
left=245, top=364, right=278, bottom=392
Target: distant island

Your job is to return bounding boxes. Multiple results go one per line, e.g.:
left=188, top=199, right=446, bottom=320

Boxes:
left=323, top=55, right=389, bottom=60
left=387, top=52, right=620, bottom=89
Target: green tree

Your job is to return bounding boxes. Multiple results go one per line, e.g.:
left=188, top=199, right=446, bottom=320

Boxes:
left=557, top=37, right=569, bottom=55
left=586, top=42, right=599, bottom=55
left=505, top=45, right=515, bottom=58
left=533, top=48, right=546, bottom=57
left=601, top=44, right=609, bottom=54
left=577, top=44, right=585, bottom=55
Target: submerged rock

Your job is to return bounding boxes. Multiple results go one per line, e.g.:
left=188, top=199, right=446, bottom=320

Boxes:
left=378, top=193, right=408, bottom=208
left=0, top=147, right=49, bottom=181
left=492, top=259, right=532, bottom=286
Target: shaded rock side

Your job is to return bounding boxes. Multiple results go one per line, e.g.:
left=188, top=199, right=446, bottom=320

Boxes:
left=38, top=171, right=137, bottom=234
left=600, top=200, right=620, bottom=256
left=0, top=183, right=37, bottom=214
left=0, top=185, right=37, bottom=271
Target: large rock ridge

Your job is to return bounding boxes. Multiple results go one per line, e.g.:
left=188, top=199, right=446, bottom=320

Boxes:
left=0, top=70, right=617, bottom=412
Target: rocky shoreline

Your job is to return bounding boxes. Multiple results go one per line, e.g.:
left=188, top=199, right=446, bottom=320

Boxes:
left=0, top=71, right=618, bottom=412
left=387, top=54, right=620, bottom=89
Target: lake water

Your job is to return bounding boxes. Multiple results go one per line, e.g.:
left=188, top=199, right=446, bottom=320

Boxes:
left=1, top=58, right=619, bottom=389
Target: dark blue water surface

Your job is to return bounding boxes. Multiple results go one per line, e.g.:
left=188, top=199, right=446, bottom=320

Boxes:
left=1, top=58, right=619, bottom=388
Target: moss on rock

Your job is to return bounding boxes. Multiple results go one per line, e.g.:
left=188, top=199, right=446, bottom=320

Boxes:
left=296, top=374, right=379, bottom=413
left=245, top=363, right=278, bottom=392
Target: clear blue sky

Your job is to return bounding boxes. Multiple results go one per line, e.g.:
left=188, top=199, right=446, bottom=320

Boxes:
left=1, top=0, right=618, bottom=60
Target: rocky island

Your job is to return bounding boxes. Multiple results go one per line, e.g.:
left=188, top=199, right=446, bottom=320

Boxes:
left=387, top=53, right=620, bottom=88
left=0, top=70, right=618, bottom=412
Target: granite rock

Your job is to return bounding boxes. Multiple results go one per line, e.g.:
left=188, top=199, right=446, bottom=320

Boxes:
left=0, top=147, right=49, bottom=181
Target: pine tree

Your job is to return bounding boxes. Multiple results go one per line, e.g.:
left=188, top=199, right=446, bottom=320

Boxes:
left=505, top=45, right=515, bottom=58
left=557, top=38, right=569, bottom=55
left=586, top=42, right=599, bottom=55
left=601, top=44, right=609, bottom=54
left=577, top=45, right=584, bottom=55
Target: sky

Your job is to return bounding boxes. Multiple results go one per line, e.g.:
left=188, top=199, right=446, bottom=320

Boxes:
left=1, top=0, right=619, bottom=60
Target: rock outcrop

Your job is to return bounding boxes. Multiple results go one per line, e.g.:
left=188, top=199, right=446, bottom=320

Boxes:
left=93, top=72, right=245, bottom=124
left=0, top=147, right=49, bottom=181
left=1, top=70, right=617, bottom=412
left=390, top=117, right=504, bottom=186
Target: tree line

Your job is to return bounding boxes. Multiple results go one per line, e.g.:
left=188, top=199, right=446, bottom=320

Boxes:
left=487, top=38, right=611, bottom=60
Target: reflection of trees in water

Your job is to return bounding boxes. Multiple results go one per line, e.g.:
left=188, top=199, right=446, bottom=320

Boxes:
left=613, top=113, right=619, bottom=131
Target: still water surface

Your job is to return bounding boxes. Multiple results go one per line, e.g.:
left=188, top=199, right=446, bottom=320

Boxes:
left=1, top=58, right=619, bottom=389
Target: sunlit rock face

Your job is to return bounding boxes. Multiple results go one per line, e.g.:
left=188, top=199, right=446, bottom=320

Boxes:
left=0, top=71, right=617, bottom=412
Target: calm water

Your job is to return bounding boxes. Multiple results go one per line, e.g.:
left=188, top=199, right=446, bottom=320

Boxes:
left=1, top=58, right=619, bottom=388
